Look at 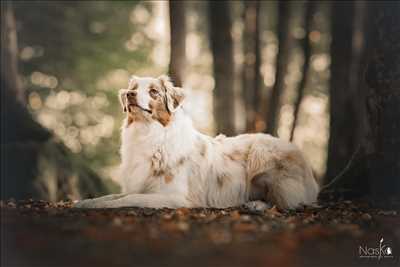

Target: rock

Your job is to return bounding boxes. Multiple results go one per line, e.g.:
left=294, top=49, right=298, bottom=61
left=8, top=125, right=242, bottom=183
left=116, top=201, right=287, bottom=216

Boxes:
left=242, top=200, right=271, bottom=214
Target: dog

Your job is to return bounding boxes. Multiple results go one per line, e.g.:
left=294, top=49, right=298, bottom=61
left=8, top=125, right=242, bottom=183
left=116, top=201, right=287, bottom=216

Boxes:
left=75, top=75, right=319, bottom=209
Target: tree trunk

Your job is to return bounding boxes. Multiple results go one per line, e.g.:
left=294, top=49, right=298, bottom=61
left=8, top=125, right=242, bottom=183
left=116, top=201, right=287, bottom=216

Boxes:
left=242, top=0, right=261, bottom=132
left=1, top=2, right=109, bottom=201
left=1, top=2, right=24, bottom=105
left=362, top=2, right=400, bottom=199
left=208, top=1, right=235, bottom=135
left=265, top=1, right=290, bottom=136
left=325, top=2, right=362, bottom=181
left=320, top=2, right=374, bottom=196
left=290, top=1, right=315, bottom=142
left=324, top=2, right=400, bottom=202
left=168, top=0, right=186, bottom=87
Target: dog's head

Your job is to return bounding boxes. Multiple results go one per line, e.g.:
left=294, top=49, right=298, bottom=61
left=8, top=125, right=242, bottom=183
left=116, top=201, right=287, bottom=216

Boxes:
left=119, top=75, right=184, bottom=126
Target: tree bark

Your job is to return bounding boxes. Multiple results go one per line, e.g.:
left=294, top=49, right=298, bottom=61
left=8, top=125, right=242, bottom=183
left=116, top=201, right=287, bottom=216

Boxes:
left=242, top=0, right=261, bottom=132
left=168, top=0, right=186, bottom=87
left=265, top=1, right=290, bottom=136
left=290, top=1, right=315, bottom=142
left=362, top=2, right=400, bottom=199
left=325, top=2, right=362, bottom=181
left=208, top=1, right=235, bottom=135
left=1, top=3, right=109, bottom=201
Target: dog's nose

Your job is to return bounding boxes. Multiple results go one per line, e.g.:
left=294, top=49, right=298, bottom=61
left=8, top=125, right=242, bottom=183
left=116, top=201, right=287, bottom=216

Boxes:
left=127, top=91, right=136, bottom=98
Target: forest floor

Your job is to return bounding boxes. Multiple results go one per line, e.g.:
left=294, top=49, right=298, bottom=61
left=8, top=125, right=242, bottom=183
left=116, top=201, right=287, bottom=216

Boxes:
left=1, top=194, right=399, bottom=267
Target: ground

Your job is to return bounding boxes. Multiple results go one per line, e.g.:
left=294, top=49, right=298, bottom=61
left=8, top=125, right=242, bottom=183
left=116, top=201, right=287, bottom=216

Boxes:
left=1, top=194, right=399, bottom=267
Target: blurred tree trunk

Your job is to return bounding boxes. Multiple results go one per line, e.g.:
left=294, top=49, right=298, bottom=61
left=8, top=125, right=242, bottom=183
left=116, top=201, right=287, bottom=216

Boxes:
left=320, top=2, right=373, bottom=195
left=325, top=2, right=400, bottom=203
left=290, top=1, right=315, bottom=142
left=1, top=2, right=24, bottom=104
left=265, top=1, right=290, bottom=136
left=1, top=2, right=50, bottom=199
left=361, top=2, right=400, bottom=199
left=168, top=0, right=186, bottom=87
left=208, top=1, right=235, bottom=135
left=242, top=0, right=262, bottom=132
left=1, top=3, right=108, bottom=201
left=325, top=2, right=362, bottom=181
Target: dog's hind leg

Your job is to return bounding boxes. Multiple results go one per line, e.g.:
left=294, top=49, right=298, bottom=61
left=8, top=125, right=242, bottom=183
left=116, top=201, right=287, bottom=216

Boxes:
left=250, top=171, right=315, bottom=210
left=247, top=138, right=319, bottom=210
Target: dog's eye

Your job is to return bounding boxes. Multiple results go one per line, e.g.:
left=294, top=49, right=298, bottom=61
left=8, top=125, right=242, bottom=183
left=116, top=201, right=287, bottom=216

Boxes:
left=149, top=88, right=159, bottom=97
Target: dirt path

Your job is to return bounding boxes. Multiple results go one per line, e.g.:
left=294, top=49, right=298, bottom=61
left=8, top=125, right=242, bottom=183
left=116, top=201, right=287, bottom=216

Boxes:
left=1, top=196, right=399, bottom=267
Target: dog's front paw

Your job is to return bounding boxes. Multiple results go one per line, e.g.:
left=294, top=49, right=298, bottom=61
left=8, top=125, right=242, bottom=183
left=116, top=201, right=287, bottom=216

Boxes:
left=73, top=200, right=89, bottom=208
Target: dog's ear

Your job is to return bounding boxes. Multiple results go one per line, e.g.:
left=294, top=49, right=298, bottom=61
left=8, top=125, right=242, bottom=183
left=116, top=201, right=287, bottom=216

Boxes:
left=118, top=89, right=128, bottom=113
left=158, top=75, right=184, bottom=113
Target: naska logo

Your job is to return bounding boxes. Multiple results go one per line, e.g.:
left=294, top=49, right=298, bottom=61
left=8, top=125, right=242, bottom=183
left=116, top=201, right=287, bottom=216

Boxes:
left=359, top=238, right=394, bottom=260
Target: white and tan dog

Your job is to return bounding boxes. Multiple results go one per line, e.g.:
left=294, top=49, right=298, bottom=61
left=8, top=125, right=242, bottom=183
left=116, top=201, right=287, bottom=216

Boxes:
left=75, top=75, right=319, bottom=209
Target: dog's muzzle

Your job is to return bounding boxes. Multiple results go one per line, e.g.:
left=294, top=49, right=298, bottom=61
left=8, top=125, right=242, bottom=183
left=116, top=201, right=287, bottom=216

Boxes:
left=125, top=91, right=152, bottom=114
left=128, top=103, right=152, bottom=114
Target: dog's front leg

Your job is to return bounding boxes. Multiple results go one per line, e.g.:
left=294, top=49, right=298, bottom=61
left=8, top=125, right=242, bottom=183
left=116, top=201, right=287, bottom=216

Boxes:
left=74, top=193, right=128, bottom=208
left=75, top=194, right=190, bottom=209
